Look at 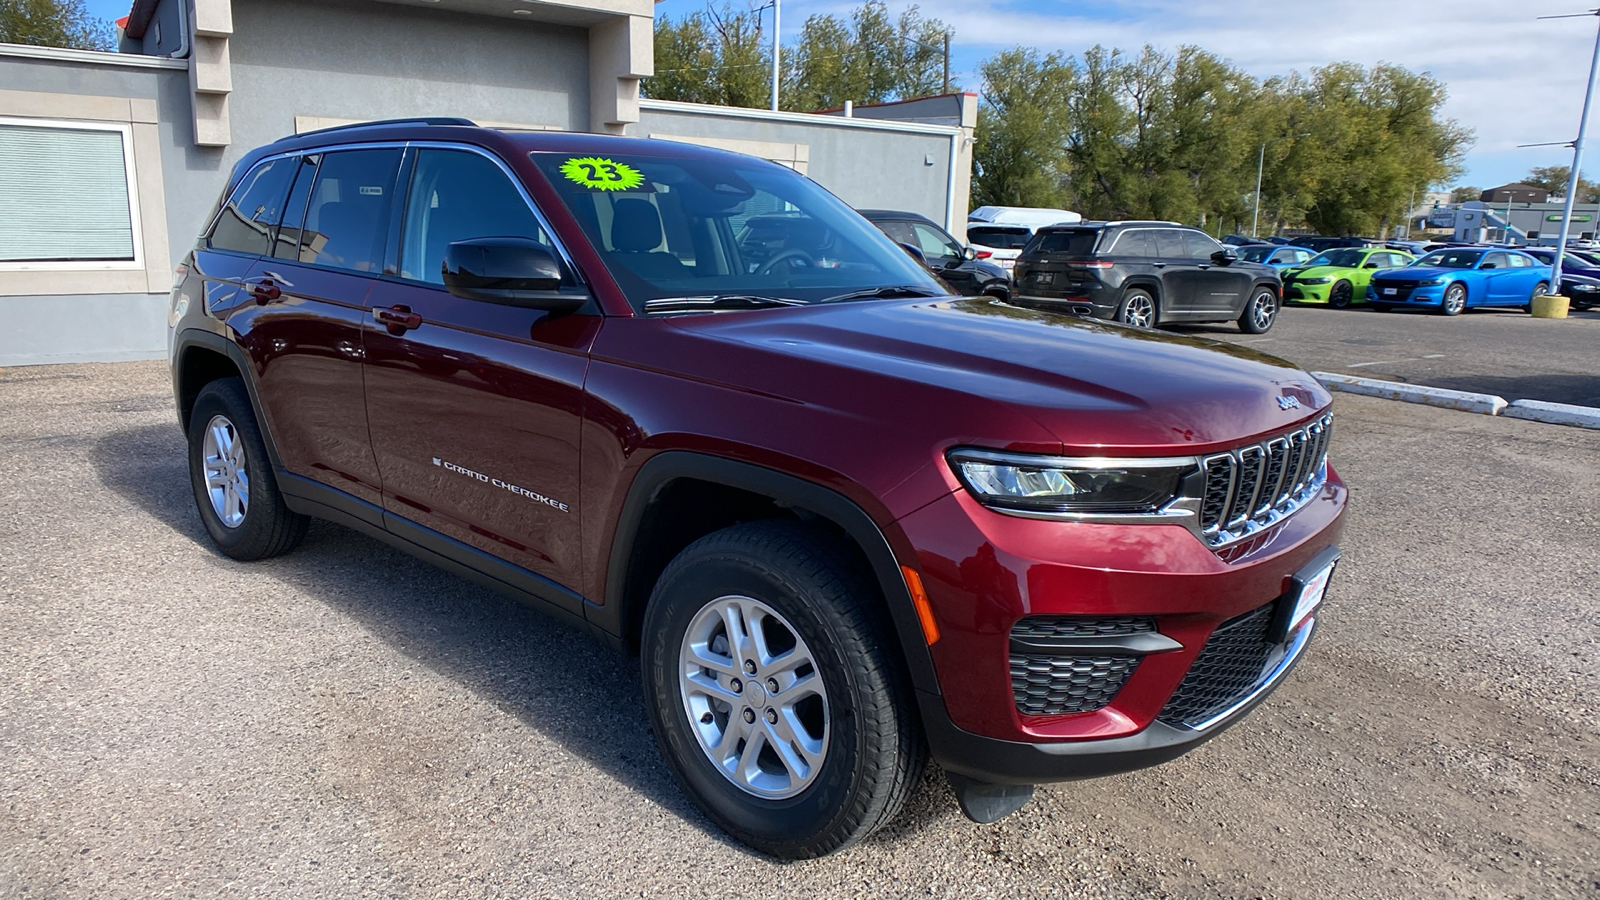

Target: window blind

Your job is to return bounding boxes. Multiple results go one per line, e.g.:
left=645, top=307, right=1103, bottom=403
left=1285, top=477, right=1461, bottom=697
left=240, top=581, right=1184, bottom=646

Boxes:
left=0, top=124, right=136, bottom=263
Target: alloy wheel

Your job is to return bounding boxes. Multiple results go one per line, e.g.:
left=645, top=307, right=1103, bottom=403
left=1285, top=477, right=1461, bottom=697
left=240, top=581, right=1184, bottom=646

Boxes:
left=1249, top=291, right=1278, bottom=330
left=679, top=594, right=830, bottom=799
left=201, top=414, right=249, bottom=528
left=1121, top=293, right=1155, bottom=328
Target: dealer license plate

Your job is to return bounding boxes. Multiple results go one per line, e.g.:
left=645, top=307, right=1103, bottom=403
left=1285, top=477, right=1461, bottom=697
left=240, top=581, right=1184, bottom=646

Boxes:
left=1287, top=561, right=1335, bottom=634
left=1034, top=272, right=1055, bottom=285
left=1382, top=287, right=1397, bottom=296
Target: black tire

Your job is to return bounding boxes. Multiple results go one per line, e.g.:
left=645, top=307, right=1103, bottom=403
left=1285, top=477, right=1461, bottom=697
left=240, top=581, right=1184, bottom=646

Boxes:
left=1440, top=282, right=1467, bottom=316
left=1572, top=296, right=1594, bottom=311
left=1117, top=288, right=1157, bottom=328
left=1525, top=281, right=1550, bottom=313
left=641, top=521, right=926, bottom=859
left=1238, top=285, right=1279, bottom=334
left=186, top=378, right=308, bottom=560
left=1328, top=280, right=1354, bottom=309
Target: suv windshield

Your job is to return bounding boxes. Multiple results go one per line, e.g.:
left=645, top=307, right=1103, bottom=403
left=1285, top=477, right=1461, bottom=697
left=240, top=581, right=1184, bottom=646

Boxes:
left=1416, top=249, right=1483, bottom=269
left=1235, top=245, right=1273, bottom=262
left=530, top=152, right=941, bottom=308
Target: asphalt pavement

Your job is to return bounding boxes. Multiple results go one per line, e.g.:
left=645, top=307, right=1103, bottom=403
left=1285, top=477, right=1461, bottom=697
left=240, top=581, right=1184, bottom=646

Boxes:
left=1, top=361, right=1596, bottom=899
left=1187, top=302, right=1600, bottom=407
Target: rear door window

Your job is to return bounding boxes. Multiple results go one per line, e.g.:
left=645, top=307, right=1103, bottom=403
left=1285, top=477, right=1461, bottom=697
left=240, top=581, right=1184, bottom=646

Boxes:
left=299, top=148, right=403, bottom=273
left=1482, top=251, right=1511, bottom=269
left=1029, top=229, right=1099, bottom=256
left=271, top=154, right=319, bottom=261
left=208, top=157, right=297, bottom=257
left=1151, top=229, right=1186, bottom=258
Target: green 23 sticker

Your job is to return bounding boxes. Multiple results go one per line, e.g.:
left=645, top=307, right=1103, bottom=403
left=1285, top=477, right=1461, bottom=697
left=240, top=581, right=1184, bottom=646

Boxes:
left=560, top=156, right=644, bottom=191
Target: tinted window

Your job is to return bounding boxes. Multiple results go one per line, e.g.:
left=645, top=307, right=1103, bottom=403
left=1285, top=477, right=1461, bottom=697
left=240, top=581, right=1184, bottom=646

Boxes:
left=874, top=219, right=914, bottom=244
left=1417, top=249, right=1483, bottom=269
left=400, top=149, right=553, bottom=284
left=300, top=148, right=402, bottom=273
left=1181, top=230, right=1222, bottom=259
left=1112, top=229, right=1158, bottom=258
left=1482, top=252, right=1511, bottom=269
left=912, top=222, right=963, bottom=261
left=1151, top=229, right=1186, bottom=258
left=272, top=154, right=319, bottom=261
left=1030, top=229, right=1099, bottom=255
left=1233, top=245, right=1270, bottom=262
left=967, top=226, right=1031, bottom=250
left=209, top=157, right=296, bottom=256
left=1315, top=249, right=1365, bottom=268
left=528, top=152, right=938, bottom=305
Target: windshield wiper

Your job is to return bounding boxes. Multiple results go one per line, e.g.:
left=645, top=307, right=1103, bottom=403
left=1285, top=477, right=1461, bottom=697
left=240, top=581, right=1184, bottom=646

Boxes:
left=817, top=285, right=944, bottom=304
left=643, top=294, right=809, bottom=314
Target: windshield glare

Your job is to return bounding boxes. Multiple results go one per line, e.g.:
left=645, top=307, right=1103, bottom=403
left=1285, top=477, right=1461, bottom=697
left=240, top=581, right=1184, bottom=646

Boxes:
left=1235, top=245, right=1272, bottom=262
left=531, top=152, right=943, bottom=308
left=1416, top=249, right=1484, bottom=268
left=1308, top=249, right=1364, bottom=268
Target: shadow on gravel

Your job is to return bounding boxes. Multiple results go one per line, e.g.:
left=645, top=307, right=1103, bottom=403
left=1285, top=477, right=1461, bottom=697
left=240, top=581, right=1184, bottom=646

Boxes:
left=91, top=423, right=947, bottom=859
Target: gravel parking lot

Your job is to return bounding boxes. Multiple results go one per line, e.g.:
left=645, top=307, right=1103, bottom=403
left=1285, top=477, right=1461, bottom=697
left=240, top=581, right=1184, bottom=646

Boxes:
left=1195, top=302, right=1600, bottom=407
left=2, top=361, right=1596, bottom=899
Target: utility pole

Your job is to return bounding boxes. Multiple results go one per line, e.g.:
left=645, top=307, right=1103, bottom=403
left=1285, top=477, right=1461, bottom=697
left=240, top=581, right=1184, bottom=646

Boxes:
left=1253, top=133, right=1309, bottom=238
left=943, top=32, right=950, bottom=94
left=1545, top=8, right=1600, bottom=289
left=770, top=0, right=780, bottom=111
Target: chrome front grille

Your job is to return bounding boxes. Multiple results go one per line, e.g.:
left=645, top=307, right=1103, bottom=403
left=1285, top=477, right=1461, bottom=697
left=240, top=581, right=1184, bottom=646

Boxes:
left=1200, top=414, right=1332, bottom=548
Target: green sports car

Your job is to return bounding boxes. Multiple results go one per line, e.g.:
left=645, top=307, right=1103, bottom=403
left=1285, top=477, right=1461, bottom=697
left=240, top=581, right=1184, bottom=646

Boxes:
left=1282, top=247, right=1415, bottom=308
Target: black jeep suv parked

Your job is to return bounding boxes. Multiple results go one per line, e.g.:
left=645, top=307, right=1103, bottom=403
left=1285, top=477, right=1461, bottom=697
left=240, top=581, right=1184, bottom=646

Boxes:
left=1013, top=221, right=1283, bottom=333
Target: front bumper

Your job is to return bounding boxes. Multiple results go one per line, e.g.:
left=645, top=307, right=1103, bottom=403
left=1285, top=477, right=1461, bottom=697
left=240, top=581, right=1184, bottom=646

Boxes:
left=920, top=616, right=1318, bottom=784
left=897, top=467, right=1346, bottom=777
left=1284, top=282, right=1331, bottom=302
left=1368, top=284, right=1444, bottom=306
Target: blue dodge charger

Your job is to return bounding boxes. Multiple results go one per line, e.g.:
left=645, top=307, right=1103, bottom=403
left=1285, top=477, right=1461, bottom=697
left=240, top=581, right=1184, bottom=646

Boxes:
left=1367, top=247, right=1553, bottom=315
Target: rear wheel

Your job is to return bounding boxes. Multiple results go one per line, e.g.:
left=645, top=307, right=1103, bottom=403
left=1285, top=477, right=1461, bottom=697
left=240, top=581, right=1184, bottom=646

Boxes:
left=641, top=521, right=925, bottom=860
left=1329, top=280, right=1354, bottom=309
left=1238, top=286, right=1279, bottom=334
left=1117, top=289, right=1157, bottom=328
left=1524, top=281, right=1550, bottom=313
left=1440, top=282, right=1467, bottom=316
left=186, top=378, right=308, bottom=560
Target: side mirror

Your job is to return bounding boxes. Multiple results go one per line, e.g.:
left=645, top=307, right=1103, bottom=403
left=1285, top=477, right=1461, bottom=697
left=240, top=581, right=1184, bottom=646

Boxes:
left=898, top=242, right=928, bottom=267
left=1480, top=262, right=1497, bottom=270
left=442, top=237, right=585, bottom=313
left=1363, top=262, right=1379, bottom=269
left=1211, top=249, right=1238, bottom=265
left=962, top=245, right=977, bottom=261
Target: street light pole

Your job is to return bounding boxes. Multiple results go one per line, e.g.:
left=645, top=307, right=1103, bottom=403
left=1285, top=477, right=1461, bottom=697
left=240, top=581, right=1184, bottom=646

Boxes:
left=770, top=0, right=780, bottom=111
left=1551, top=9, right=1600, bottom=288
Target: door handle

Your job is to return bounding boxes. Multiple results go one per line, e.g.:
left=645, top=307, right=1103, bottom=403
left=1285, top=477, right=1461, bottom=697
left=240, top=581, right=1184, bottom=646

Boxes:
left=373, top=305, right=423, bottom=335
left=1151, top=262, right=1166, bottom=268
left=246, top=276, right=282, bottom=303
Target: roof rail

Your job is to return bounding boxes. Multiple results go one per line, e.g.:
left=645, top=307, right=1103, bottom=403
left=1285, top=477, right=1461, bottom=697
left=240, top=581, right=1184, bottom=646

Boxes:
left=289, top=117, right=478, bottom=139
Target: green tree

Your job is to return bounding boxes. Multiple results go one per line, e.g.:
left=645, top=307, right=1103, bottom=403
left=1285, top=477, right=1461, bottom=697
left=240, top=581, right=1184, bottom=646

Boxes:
left=1522, top=165, right=1600, bottom=202
left=970, top=48, right=1074, bottom=208
left=1449, top=185, right=1480, bottom=203
left=0, top=0, right=114, bottom=51
left=642, top=3, right=770, bottom=109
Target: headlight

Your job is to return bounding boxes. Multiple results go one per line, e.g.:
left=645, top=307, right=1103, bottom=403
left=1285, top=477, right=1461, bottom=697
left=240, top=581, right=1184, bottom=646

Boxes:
left=1299, top=276, right=1331, bottom=284
left=947, top=449, right=1196, bottom=514
left=1418, top=278, right=1444, bottom=286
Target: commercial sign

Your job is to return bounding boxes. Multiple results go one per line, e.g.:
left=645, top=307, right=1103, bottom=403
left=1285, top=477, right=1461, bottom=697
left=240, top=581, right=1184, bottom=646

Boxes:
left=1547, top=214, right=1594, bottom=222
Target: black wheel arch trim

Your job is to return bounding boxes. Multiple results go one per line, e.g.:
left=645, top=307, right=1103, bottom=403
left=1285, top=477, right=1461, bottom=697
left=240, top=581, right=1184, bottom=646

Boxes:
left=593, top=450, right=942, bottom=696
left=173, top=327, right=285, bottom=472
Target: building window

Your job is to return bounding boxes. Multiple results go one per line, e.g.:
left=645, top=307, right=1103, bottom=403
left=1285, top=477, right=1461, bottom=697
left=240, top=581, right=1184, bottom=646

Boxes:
left=0, top=117, right=141, bottom=267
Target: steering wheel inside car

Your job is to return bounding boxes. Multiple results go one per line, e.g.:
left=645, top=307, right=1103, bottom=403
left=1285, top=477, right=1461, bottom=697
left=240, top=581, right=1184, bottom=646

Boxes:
left=757, top=248, right=816, bottom=275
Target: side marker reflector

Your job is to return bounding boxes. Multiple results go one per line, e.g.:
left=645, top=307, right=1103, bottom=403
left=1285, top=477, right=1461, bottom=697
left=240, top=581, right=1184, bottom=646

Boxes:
left=900, top=565, right=940, bottom=645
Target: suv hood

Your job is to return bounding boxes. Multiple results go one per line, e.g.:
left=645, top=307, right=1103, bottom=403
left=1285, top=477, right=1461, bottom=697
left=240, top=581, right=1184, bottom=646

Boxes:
left=663, top=296, right=1328, bottom=453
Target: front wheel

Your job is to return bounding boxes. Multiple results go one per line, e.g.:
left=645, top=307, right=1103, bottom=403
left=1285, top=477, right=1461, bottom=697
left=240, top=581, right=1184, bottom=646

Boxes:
left=641, top=521, right=925, bottom=859
left=1238, top=286, right=1279, bottom=334
left=1440, top=282, right=1467, bottom=316
left=1329, top=280, right=1354, bottom=309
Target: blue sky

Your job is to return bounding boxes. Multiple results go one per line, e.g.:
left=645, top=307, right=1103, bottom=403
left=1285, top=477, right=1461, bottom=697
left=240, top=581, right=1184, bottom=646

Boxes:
left=82, top=0, right=1600, bottom=191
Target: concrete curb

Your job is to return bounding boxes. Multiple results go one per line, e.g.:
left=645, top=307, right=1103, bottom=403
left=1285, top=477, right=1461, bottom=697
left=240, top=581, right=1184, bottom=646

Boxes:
left=1502, top=399, right=1600, bottom=429
left=1310, top=372, right=1509, bottom=416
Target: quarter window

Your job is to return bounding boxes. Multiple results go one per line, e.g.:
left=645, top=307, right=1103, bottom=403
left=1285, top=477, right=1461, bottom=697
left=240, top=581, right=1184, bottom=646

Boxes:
left=209, top=157, right=297, bottom=257
left=0, top=120, right=138, bottom=263
left=400, top=149, right=552, bottom=284
left=300, top=148, right=402, bottom=274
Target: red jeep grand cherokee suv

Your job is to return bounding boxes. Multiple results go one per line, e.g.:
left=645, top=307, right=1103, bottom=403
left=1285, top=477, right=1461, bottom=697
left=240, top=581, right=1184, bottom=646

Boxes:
left=168, top=120, right=1345, bottom=859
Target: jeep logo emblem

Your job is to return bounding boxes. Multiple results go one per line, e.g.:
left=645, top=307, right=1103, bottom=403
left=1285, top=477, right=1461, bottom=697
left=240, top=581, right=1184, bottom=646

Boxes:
left=1278, top=396, right=1301, bottom=410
